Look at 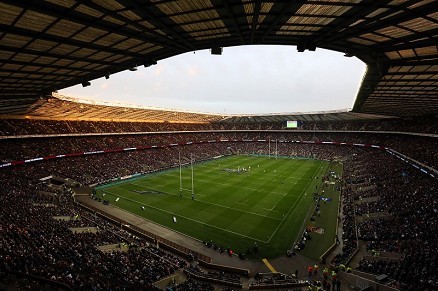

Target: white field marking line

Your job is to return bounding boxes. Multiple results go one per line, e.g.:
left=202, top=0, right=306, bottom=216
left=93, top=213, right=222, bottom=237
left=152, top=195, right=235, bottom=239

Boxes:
left=131, top=175, right=290, bottom=217
left=266, top=164, right=322, bottom=243
left=194, top=178, right=261, bottom=192
left=260, top=196, right=283, bottom=214
left=257, top=172, right=305, bottom=178
left=235, top=199, right=248, bottom=205
left=271, top=192, right=286, bottom=196
left=130, top=182, right=170, bottom=189
left=113, top=184, right=281, bottom=221
left=194, top=178, right=300, bottom=197
left=263, top=208, right=279, bottom=213
left=262, top=163, right=312, bottom=211
left=102, top=189, right=269, bottom=243
left=123, top=161, right=310, bottom=215
left=162, top=165, right=305, bottom=184
left=128, top=182, right=174, bottom=194
left=293, top=163, right=329, bottom=247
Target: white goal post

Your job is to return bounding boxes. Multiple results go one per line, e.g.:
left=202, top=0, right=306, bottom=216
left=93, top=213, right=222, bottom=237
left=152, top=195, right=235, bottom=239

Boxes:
left=179, top=151, right=195, bottom=200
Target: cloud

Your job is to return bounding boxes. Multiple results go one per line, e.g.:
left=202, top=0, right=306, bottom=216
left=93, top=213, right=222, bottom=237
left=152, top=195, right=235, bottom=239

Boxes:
left=186, top=65, right=200, bottom=77
left=100, top=82, right=109, bottom=89
left=59, top=46, right=365, bottom=114
left=153, top=82, right=163, bottom=92
left=153, top=64, right=165, bottom=76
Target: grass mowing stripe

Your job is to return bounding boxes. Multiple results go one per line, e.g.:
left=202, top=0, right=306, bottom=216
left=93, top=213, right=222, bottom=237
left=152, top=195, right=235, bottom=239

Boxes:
left=122, top=182, right=282, bottom=221
left=266, top=162, right=322, bottom=243
left=102, top=189, right=270, bottom=243
left=95, top=156, right=329, bottom=259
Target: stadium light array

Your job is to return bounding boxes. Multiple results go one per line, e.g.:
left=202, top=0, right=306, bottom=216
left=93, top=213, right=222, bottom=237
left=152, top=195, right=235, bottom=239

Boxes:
left=211, top=47, right=223, bottom=55
left=297, top=40, right=316, bottom=52
left=143, top=59, right=157, bottom=67
left=81, top=81, right=91, bottom=87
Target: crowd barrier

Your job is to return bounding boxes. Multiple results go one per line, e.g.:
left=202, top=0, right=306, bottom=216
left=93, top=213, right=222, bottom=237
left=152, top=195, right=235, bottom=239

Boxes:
left=1, top=271, right=74, bottom=291
left=198, top=259, right=249, bottom=276
left=340, top=270, right=400, bottom=291
left=76, top=201, right=212, bottom=263
left=249, top=281, right=308, bottom=289
left=183, top=268, right=243, bottom=288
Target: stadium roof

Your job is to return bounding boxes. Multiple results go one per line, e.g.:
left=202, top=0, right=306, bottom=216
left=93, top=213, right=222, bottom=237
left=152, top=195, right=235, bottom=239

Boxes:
left=0, top=94, right=394, bottom=123
left=218, top=110, right=395, bottom=123
left=0, top=0, right=437, bottom=118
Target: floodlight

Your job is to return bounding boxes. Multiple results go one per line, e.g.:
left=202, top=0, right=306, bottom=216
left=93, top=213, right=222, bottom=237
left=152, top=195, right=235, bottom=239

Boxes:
left=81, top=81, right=91, bottom=87
left=297, top=40, right=305, bottom=52
left=211, top=47, right=223, bottom=55
left=143, top=59, right=157, bottom=67
left=297, top=40, right=316, bottom=52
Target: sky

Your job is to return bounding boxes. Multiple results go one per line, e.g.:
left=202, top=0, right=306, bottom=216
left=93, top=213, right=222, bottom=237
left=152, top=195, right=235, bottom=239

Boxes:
left=59, top=45, right=366, bottom=115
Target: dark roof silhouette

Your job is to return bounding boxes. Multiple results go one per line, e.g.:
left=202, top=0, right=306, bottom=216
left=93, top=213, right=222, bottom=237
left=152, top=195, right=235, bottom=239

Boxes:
left=0, top=0, right=436, bottom=117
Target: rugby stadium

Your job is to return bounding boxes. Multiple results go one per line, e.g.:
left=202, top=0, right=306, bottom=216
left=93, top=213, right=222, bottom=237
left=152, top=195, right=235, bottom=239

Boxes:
left=0, top=1, right=437, bottom=291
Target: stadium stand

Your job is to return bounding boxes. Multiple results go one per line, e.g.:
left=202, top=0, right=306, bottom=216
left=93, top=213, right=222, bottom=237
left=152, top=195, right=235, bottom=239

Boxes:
left=0, top=174, right=188, bottom=289
left=0, top=1, right=437, bottom=290
left=2, top=115, right=438, bottom=135
left=1, top=127, right=437, bottom=289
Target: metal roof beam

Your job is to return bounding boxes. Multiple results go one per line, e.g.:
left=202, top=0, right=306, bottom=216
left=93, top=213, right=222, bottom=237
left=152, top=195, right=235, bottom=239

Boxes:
left=259, top=2, right=304, bottom=43
left=0, top=76, right=69, bottom=85
left=359, top=29, right=438, bottom=54
left=250, top=0, right=262, bottom=44
left=385, top=71, right=438, bottom=75
left=387, top=59, right=438, bottom=66
left=377, top=78, right=437, bottom=82
left=0, top=59, right=92, bottom=73
left=5, top=0, right=189, bottom=53
left=225, top=1, right=246, bottom=44
left=324, top=1, right=437, bottom=45
left=388, top=56, right=438, bottom=63
left=0, top=44, right=112, bottom=67
left=313, top=0, right=392, bottom=45
left=115, top=0, right=195, bottom=51
left=0, top=25, right=147, bottom=61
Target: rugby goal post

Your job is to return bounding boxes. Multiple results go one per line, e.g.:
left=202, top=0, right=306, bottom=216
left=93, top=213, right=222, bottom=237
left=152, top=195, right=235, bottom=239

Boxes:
left=179, top=151, right=195, bottom=200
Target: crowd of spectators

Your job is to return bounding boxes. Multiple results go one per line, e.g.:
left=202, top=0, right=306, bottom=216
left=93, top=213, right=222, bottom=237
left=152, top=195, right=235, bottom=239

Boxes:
left=2, top=129, right=436, bottom=169
left=330, top=164, right=357, bottom=266
left=354, top=201, right=387, bottom=216
left=1, top=119, right=437, bottom=290
left=0, top=119, right=209, bottom=135
left=1, top=116, right=437, bottom=136
left=169, top=278, right=214, bottom=291
left=298, top=117, right=438, bottom=133
left=328, top=149, right=437, bottom=290
left=0, top=173, right=189, bottom=290
left=0, top=271, right=73, bottom=291
left=14, top=145, right=369, bottom=188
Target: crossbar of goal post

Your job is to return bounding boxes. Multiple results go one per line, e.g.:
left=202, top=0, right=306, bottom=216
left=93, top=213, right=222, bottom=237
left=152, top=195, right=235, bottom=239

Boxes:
left=179, top=151, right=195, bottom=200
left=268, top=138, right=278, bottom=159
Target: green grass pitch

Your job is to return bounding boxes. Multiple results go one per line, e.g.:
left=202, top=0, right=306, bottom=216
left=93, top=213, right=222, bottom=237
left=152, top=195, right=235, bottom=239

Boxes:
left=95, top=155, right=330, bottom=259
